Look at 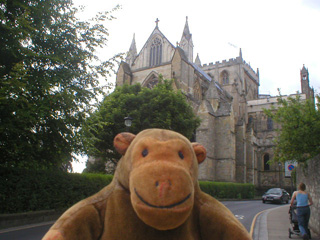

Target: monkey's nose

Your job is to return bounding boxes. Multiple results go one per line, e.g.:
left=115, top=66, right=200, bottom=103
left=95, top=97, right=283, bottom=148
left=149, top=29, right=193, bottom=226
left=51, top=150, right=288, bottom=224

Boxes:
left=155, top=180, right=172, bottom=198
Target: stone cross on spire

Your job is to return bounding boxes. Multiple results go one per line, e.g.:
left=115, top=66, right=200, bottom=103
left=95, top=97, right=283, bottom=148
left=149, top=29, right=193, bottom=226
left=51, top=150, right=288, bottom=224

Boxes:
left=155, top=18, right=160, bottom=27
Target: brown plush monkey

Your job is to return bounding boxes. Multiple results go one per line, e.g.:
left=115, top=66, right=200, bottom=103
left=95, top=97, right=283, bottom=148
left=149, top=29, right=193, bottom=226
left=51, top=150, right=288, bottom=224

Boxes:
left=43, top=129, right=251, bottom=240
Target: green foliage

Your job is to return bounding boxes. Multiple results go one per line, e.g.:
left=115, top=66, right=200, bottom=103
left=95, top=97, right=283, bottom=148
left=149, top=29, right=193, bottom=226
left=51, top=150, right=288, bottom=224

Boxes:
left=0, top=167, right=113, bottom=214
left=0, top=0, right=121, bottom=170
left=81, top=77, right=201, bottom=171
left=0, top=167, right=254, bottom=214
left=199, top=181, right=255, bottom=199
left=264, top=95, right=320, bottom=164
left=82, top=158, right=110, bottom=174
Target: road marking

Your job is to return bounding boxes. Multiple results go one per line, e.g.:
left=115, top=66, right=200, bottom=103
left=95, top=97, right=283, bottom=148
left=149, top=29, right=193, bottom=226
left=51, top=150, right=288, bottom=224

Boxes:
left=235, top=215, right=244, bottom=220
left=250, top=205, right=286, bottom=239
left=250, top=209, right=267, bottom=237
left=0, top=221, right=55, bottom=234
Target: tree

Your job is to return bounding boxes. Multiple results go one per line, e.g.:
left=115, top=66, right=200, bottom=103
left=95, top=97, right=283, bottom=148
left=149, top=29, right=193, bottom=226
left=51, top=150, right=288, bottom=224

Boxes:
left=0, top=0, right=120, bottom=170
left=81, top=78, right=201, bottom=173
left=82, top=158, right=108, bottom=174
left=265, top=94, right=320, bottom=165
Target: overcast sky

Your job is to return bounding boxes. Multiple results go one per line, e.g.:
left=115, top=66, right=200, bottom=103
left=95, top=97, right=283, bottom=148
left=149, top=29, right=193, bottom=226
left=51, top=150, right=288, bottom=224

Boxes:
left=72, top=0, right=320, bottom=172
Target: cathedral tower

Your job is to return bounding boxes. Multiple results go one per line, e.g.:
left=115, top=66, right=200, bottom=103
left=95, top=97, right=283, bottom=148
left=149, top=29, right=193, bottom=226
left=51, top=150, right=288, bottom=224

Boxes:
left=300, top=65, right=314, bottom=100
left=126, top=34, right=137, bottom=67
left=179, top=17, right=194, bottom=62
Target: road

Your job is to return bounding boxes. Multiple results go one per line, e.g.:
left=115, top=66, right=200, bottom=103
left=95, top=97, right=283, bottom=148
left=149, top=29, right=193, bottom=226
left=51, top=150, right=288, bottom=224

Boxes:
left=0, top=222, right=52, bottom=240
left=221, top=200, right=288, bottom=232
left=0, top=200, right=285, bottom=240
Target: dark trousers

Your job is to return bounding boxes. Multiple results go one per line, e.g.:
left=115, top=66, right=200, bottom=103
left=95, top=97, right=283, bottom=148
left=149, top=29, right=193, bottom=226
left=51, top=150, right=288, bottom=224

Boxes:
left=297, top=206, right=310, bottom=236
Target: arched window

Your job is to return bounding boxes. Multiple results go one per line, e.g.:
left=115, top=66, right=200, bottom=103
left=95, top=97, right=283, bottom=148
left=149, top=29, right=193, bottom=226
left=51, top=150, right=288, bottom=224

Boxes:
left=267, top=117, right=273, bottom=130
left=149, top=37, right=162, bottom=67
left=221, top=70, right=229, bottom=85
left=247, top=116, right=253, bottom=131
left=144, top=74, right=158, bottom=89
left=264, top=154, right=270, bottom=171
left=302, top=74, right=307, bottom=80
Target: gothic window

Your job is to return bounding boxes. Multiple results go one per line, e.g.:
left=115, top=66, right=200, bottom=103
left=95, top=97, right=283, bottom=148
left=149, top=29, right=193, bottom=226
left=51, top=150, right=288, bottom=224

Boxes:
left=263, top=154, right=270, bottom=171
left=267, top=117, right=273, bottom=130
left=247, top=116, right=254, bottom=131
left=144, top=74, right=158, bottom=89
left=221, top=70, right=229, bottom=85
left=149, top=37, right=162, bottom=67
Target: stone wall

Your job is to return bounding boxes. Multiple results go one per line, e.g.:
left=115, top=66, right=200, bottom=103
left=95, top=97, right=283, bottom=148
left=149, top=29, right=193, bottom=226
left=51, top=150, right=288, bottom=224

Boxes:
left=131, top=64, right=172, bottom=85
left=296, top=155, right=320, bottom=236
left=197, top=114, right=215, bottom=181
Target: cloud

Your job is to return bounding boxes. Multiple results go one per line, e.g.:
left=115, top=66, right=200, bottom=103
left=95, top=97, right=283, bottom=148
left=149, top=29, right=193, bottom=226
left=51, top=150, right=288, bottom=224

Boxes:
left=302, top=0, right=320, bottom=10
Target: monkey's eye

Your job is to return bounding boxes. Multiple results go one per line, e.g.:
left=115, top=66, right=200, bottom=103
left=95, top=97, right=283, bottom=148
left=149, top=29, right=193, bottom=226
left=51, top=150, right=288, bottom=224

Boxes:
left=142, top=149, right=148, bottom=157
left=178, top=151, right=184, bottom=159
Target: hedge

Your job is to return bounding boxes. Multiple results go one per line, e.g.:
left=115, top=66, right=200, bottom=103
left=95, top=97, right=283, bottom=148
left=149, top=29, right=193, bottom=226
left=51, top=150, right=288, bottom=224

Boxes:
left=0, top=168, right=112, bottom=214
left=0, top=168, right=254, bottom=214
left=199, top=181, right=255, bottom=199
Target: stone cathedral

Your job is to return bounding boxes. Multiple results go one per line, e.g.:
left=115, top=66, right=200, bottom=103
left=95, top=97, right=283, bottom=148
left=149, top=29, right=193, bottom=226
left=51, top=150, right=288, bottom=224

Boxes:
left=116, top=18, right=314, bottom=189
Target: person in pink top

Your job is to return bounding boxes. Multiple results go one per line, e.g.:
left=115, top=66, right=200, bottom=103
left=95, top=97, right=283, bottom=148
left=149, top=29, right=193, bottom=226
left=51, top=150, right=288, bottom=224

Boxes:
left=290, top=182, right=313, bottom=240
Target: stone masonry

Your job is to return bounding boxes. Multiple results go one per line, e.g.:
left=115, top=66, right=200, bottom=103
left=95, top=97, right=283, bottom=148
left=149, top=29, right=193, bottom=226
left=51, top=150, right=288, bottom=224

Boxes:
left=116, top=17, right=315, bottom=188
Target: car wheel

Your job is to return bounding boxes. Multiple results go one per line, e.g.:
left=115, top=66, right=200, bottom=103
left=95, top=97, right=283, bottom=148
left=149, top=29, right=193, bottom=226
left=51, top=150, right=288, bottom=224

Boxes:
left=262, top=200, right=265, bottom=203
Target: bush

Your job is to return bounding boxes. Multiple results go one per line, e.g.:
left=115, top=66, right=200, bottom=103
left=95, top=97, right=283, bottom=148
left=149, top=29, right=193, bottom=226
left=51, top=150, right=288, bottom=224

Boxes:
left=0, top=167, right=254, bottom=214
left=0, top=168, right=113, bottom=214
left=199, top=181, right=255, bottom=199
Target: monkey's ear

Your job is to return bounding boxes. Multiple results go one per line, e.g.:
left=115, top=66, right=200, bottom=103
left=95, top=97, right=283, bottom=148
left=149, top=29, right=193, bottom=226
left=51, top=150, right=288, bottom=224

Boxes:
left=114, top=132, right=136, bottom=155
left=191, top=143, right=207, bottom=164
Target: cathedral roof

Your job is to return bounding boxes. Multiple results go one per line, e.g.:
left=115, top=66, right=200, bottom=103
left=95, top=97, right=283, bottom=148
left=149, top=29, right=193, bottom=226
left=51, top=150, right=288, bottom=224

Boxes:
left=120, top=61, right=132, bottom=75
left=176, top=47, right=211, bottom=82
left=192, top=63, right=212, bottom=82
left=176, top=46, right=211, bottom=82
left=176, top=47, right=189, bottom=62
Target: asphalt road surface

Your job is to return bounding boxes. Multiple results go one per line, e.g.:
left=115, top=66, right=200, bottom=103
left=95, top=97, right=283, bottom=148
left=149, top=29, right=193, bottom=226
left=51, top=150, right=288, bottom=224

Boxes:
left=0, top=222, right=52, bottom=240
left=221, top=200, right=288, bottom=232
left=0, top=200, right=285, bottom=240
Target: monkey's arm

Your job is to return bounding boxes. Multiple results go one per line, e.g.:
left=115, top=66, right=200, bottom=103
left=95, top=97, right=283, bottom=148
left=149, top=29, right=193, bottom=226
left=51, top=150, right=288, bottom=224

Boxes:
left=42, top=185, right=113, bottom=240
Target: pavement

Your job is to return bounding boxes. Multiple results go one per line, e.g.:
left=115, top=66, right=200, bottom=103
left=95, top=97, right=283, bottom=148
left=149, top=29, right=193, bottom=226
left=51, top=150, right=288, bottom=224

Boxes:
left=252, top=204, right=320, bottom=240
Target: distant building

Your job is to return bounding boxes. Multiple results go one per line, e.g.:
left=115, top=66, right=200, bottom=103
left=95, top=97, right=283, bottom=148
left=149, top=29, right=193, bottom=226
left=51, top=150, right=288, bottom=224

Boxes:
left=116, top=17, right=314, bottom=188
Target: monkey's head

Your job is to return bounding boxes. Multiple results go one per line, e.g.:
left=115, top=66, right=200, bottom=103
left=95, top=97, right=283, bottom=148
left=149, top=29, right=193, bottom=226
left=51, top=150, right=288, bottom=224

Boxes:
left=113, top=129, right=206, bottom=230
